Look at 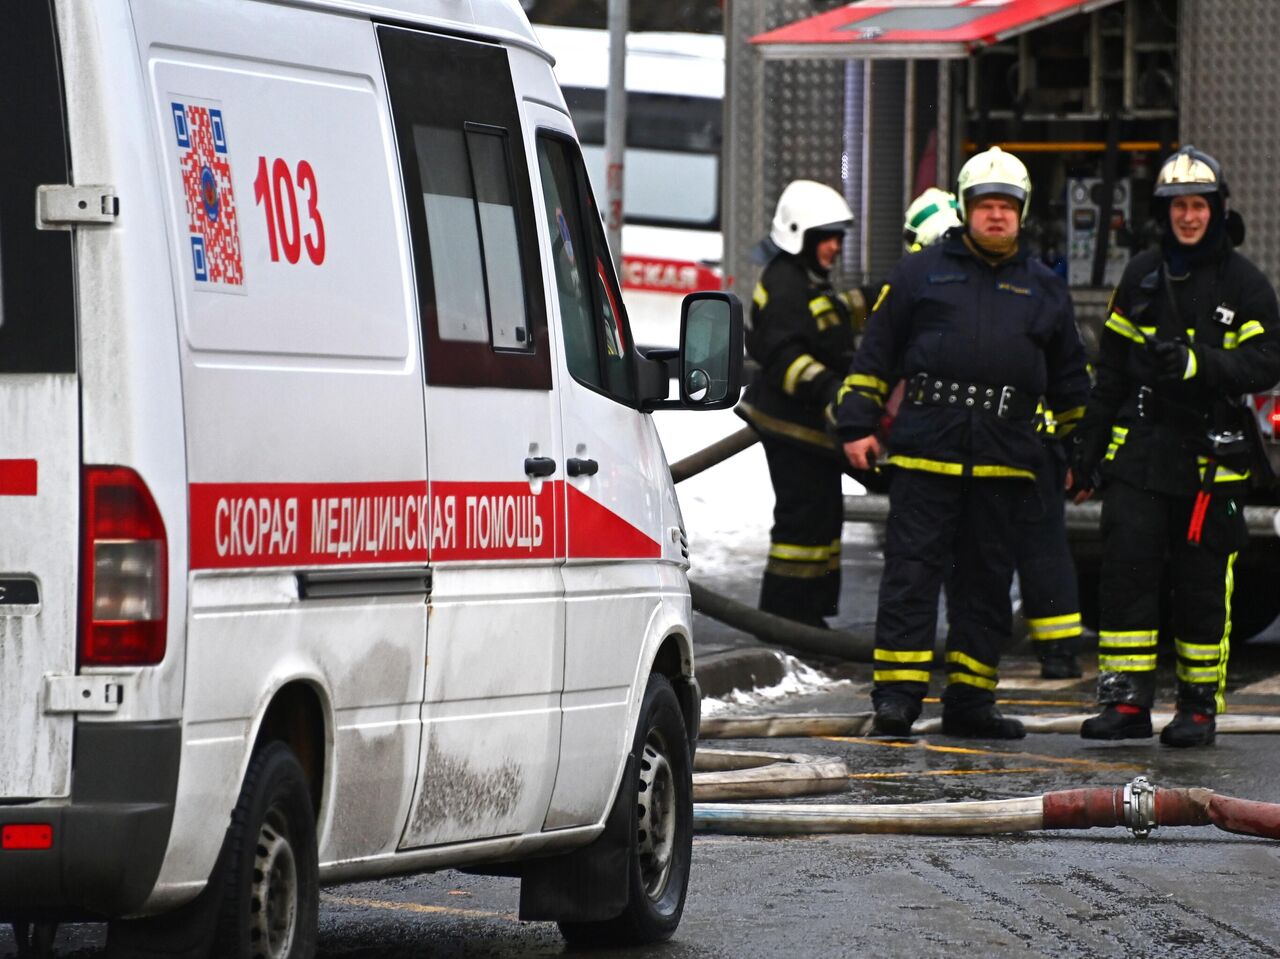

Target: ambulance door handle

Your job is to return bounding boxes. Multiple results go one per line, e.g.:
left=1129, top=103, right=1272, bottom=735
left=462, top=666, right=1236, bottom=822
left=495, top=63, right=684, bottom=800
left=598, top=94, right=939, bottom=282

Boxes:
left=567, top=457, right=599, bottom=477
left=524, top=456, right=557, bottom=478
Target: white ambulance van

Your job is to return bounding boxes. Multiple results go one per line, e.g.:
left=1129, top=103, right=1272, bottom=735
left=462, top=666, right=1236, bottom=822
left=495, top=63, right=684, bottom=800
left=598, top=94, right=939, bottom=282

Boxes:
left=532, top=25, right=725, bottom=349
left=0, top=1, right=742, bottom=955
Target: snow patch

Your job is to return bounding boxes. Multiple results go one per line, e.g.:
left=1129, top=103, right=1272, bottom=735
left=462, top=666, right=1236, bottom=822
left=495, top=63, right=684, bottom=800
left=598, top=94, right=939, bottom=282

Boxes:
left=700, top=653, right=852, bottom=716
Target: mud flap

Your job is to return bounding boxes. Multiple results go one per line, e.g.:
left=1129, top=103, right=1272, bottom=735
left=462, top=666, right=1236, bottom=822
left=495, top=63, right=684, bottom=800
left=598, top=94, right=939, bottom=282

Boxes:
left=517, top=752, right=636, bottom=922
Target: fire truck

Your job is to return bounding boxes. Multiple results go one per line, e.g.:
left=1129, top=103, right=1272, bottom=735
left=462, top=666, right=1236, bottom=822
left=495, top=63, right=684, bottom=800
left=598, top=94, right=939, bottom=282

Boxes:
left=722, top=0, right=1280, bottom=637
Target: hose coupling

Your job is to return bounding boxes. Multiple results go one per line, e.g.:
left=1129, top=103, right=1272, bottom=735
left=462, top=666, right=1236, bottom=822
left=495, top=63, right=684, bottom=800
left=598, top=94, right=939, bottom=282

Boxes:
left=1123, top=776, right=1157, bottom=838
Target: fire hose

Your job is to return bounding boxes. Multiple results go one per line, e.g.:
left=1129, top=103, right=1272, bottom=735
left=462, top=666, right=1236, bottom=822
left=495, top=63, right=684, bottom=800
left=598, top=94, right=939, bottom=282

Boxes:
left=694, top=775, right=1280, bottom=841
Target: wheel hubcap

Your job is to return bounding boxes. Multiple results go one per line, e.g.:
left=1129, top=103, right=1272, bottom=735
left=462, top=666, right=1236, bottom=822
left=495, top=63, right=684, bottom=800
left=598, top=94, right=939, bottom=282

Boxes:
left=250, top=809, right=298, bottom=958
left=636, top=731, right=677, bottom=900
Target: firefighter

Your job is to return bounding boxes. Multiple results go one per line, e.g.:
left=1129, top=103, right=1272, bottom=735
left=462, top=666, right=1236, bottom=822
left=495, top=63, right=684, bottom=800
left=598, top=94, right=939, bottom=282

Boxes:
left=838, top=148, right=1090, bottom=738
left=1072, top=146, right=1280, bottom=747
left=902, top=188, right=1085, bottom=680
left=736, top=180, right=858, bottom=626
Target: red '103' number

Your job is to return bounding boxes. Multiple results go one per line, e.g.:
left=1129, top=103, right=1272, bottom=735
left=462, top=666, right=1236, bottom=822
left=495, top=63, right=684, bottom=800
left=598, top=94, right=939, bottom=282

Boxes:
left=254, top=156, right=326, bottom=265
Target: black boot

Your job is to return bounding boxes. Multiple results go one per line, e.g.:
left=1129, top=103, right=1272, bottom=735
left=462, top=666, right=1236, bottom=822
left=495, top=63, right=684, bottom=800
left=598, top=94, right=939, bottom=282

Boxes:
left=941, top=703, right=1025, bottom=740
left=1080, top=704, right=1152, bottom=740
left=1039, top=650, right=1082, bottom=680
left=870, top=697, right=919, bottom=737
left=1160, top=710, right=1216, bottom=747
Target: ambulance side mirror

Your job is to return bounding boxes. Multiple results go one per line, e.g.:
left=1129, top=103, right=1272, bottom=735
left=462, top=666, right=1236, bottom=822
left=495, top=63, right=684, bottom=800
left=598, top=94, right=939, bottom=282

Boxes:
left=637, top=291, right=743, bottom=412
left=678, top=292, right=743, bottom=409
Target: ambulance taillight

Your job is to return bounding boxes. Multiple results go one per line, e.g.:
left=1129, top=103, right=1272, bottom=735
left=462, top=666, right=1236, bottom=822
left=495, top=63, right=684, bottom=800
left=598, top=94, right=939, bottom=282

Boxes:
left=79, top=467, right=168, bottom=666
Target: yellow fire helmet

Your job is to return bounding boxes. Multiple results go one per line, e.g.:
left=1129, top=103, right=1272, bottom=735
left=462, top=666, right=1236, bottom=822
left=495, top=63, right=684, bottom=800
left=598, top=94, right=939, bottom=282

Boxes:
left=956, top=146, right=1031, bottom=223
left=903, top=187, right=961, bottom=250
left=1154, top=145, right=1229, bottom=199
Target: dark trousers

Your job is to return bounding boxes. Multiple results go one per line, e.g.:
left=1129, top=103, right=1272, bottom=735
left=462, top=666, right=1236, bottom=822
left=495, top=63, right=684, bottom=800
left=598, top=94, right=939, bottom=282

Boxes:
left=759, top=438, right=844, bottom=626
left=1015, top=444, right=1081, bottom=659
left=1097, top=479, right=1245, bottom=714
left=874, top=469, right=1032, bottom=713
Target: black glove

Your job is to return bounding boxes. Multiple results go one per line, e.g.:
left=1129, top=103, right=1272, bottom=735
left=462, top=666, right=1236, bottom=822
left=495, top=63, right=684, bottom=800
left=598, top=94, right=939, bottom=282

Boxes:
left=1146, top=337, right=1191, bottom=382
left=1068, top=438, right=1102, bottom=499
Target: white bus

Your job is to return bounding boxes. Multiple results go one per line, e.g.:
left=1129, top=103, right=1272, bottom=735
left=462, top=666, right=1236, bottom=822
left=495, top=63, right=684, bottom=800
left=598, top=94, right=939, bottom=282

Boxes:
left=534, top=24, right=725, bottom=347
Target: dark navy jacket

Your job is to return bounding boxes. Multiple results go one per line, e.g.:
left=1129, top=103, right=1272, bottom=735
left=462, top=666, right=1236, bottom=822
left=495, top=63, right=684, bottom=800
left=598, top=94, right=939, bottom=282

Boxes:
left=836, top=232, right=1089, bottom=479
left=1076, top=242, right=1280, bottom=496
left=737, top=252, right=858, bottom=454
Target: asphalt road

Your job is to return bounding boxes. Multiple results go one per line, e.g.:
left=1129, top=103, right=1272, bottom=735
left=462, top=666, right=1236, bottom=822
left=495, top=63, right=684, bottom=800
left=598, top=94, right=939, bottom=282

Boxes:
left=8, top=523, right=1280, bottom=957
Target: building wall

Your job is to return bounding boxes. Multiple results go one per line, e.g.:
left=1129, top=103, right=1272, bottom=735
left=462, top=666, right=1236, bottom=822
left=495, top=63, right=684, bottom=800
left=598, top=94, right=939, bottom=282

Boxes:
left=1179, top=0, right=1280, bottom=288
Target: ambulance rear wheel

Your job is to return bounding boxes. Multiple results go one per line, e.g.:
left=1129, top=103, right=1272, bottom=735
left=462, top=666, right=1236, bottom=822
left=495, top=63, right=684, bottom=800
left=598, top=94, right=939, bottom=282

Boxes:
left=558, top=674, right=692, bottom=946
left=212, top=741, right=319, bottom=959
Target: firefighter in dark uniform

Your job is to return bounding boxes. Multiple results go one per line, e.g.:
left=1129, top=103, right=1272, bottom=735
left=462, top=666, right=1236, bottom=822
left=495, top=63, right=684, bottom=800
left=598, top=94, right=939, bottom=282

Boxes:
left=736, top=180, right=858, bottom=626
left=838, top=148, right=1090, bottom=738
left=903, top=188, right=1085, bottom=680
left=1072, top=146, right=1280, bottom=747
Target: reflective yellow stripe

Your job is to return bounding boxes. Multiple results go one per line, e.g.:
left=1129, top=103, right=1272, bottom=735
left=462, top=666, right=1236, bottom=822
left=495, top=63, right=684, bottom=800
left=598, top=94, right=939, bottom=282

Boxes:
left=1177, top=664, right=1221, bottom=684
left=874, top=669, right=931, bottom=684
left=769, top=542, right=832, bottom=562
left=1175, top=640, right=1222, bottom=661
left=875, top=648, right=934, bottom=664
left=946, top=651, right=997, bottom=677
left=1237, top=319, right=1265, bottom=345
left=764, top=558, right=828, bottom=579
left=871, top=283, right=891, bottom=312
left=737, top=402, right=835, bottom=449
left=817, top=312, right=841, bottom=332
left=845, top=373, right=889, bottom=396
left=1027, top=613, right=1081, bottom=627
left=1183, top=348, right=1197, bottom=379
left=972, top=464, right=1037, bottom=480
left=809, top=295, right=834, bottom=317
left=783, top=354, right=822, bottom=396
left=1105, top=426, right=1129, bottom=462
left=1099, top=630, right=1158, bottom=647
left=1223, top=331, right=1238, bottom=349
left=947, top=672, right=998, bottom=691
left=1030, top=628, right=1082, bottom=641
left=828, top=538, right=841, bottom=571
left=1218, top=552, right=1236, bottom=713
left=752, top=282, right=768, bottom=308
left=1197, top=457, right=1251, bottom=484
left=886, top=455, right=963, bottom=476
left=1099, top=654, right=1158, bottom=671
left=1105, top=313, right=1146, bottom=344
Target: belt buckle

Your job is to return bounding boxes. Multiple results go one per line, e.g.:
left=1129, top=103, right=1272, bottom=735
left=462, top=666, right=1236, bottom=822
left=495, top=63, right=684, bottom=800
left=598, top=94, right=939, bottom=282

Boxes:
left=996, top=385, right=1014, bottom=418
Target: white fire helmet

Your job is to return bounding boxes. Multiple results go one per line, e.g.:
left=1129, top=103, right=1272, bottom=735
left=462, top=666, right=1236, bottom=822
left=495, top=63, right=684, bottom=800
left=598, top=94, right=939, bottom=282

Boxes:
left=956, top=146, right=1032, bottom=223
left=903, top=188, right=961, bottom=249
left=770, top=180, right=855, bottom=255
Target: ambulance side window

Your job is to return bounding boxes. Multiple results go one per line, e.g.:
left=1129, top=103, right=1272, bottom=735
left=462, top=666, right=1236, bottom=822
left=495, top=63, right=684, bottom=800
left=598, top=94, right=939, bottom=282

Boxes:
left=380, top=27, right=550, bottom=389
left=536, top=133, right=636, bottom=404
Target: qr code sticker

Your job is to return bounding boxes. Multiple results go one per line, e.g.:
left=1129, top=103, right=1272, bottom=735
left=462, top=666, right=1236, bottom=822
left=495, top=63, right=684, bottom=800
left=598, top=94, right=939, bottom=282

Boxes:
left=173, top=101, right=244, bottom=288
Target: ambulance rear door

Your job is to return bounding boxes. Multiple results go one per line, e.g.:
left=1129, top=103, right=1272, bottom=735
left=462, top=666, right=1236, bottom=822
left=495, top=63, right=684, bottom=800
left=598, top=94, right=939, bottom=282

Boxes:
left=528, top=111, right=670, bottom=829
left=380, top=27, right=568, bottom=849
left=0, top=0, right=81, bottom=800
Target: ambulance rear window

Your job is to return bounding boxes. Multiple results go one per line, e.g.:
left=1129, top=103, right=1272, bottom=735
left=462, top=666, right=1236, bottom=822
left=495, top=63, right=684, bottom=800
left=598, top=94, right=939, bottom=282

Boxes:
left=0, top=0, right=76, bottom=374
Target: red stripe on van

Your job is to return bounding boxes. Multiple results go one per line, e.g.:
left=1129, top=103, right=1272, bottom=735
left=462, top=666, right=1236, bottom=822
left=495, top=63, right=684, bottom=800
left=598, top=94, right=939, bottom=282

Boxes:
left=565, top=483, right=661, bottom=559
left=189, top=481, right=430, bottom=570
left=0, top=460, right=37, bottom=496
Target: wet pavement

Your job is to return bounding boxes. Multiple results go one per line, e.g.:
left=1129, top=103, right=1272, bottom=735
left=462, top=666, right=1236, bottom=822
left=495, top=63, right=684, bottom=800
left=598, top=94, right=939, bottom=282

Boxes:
left=9, top=520, right=1280, bottom=957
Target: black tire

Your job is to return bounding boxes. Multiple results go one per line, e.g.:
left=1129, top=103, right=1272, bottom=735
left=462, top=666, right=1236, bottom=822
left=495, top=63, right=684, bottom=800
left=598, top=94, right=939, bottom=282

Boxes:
left=210, top=741, right=319, bottom=959
left=559, top=674, right=693, bottom=947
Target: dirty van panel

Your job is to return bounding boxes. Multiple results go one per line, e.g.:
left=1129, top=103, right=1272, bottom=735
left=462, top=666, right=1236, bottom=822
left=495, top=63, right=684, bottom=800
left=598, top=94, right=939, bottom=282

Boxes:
left=381, top=26, right=566, bottom=849
left=0, top=0, right=79, bottom=799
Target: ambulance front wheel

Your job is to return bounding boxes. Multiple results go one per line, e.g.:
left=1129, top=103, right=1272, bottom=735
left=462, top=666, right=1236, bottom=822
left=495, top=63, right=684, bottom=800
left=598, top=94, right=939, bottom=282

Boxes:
left=559, top=674, right=693, bottom=946
left=211, top=741, right=319, bottom=959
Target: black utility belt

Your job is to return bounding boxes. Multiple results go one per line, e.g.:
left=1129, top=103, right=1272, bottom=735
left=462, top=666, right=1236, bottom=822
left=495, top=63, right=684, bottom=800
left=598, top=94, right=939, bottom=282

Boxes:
left=1133, top=385, right=1209, bottom=431
left=907, top=372, right=1037, bottom=420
